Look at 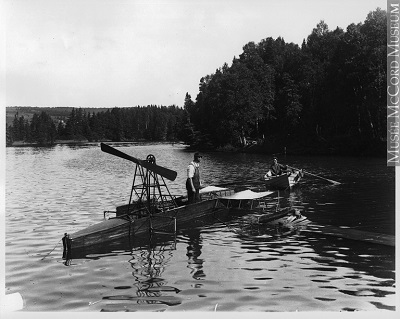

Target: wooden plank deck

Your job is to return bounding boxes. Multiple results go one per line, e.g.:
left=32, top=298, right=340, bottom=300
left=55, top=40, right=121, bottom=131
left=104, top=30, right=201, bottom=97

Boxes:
left=303, top=224, right=395, bottom=247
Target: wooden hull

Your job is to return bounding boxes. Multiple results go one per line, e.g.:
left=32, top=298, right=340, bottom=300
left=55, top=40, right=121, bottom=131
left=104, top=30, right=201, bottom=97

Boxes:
left=264, top=170, right=302, bottom=190
left=68, top=199, right=226, bottom=251
left=304, top=225, right=395, bottom=247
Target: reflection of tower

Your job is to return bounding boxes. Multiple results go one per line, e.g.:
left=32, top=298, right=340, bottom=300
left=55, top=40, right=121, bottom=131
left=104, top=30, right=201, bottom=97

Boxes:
left=186, top=229, right=205, bottom=280
left=128, top=242, right=179, bottom=302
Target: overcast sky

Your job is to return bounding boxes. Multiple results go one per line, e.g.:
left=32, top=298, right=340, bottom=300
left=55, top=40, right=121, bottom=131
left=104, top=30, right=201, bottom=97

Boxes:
left=3, top=0, right=387, bottom=108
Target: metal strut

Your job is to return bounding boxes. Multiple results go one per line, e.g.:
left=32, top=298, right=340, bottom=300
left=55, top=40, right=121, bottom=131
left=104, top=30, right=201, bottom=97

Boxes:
left=127, top=154, right=177, bottom=237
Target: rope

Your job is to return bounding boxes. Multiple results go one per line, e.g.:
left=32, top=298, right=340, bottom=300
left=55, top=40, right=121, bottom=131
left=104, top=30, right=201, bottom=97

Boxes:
left=41, top=238, right=63, bottom=260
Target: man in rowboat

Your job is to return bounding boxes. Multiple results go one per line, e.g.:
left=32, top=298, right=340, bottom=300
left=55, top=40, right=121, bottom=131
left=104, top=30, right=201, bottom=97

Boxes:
left=186, top=152, right=202, bottom=204
left=267, top=156, right=288, bottom=177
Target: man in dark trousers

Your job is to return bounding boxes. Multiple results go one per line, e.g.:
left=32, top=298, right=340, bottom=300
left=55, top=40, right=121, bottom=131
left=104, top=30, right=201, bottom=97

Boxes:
left=186, top=152, right=202, bottom=204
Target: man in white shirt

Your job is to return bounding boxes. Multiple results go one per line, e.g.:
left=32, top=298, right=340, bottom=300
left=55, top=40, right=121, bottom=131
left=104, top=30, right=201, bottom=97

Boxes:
left=186, top=152, right=202, bottom=204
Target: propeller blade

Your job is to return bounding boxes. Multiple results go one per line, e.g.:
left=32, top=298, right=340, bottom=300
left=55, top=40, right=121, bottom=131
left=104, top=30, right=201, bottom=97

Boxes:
left=100, top=143, right=178, bottom=181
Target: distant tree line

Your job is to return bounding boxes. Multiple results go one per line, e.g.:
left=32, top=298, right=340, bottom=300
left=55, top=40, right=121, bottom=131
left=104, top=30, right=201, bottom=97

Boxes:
left=7, top=111, right=57, bottom=146
left=6, top=106, right=186, bottom=146
left=183, top=8, right=387, bottom=154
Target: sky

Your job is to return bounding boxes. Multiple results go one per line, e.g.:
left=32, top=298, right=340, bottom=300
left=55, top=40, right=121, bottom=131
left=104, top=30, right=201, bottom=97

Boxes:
left=2, top=0, right=387, bottom=108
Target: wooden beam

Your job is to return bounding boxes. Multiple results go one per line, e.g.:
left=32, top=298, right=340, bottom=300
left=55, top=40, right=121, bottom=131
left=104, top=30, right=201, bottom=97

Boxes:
left=304, top=225, right=395, bottom=247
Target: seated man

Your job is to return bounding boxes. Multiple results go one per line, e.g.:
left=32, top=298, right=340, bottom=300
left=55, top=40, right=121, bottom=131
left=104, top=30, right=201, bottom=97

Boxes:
left=269, top=156, right=288, bottom=176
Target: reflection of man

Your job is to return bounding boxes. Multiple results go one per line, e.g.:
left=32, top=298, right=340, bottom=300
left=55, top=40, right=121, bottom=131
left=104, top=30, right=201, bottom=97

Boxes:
left=186, top=229, right=205, bottom=279
left=186, top=152, right=202, bottom=204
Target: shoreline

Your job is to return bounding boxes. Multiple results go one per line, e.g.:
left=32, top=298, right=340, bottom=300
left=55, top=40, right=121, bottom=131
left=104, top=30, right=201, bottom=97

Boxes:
left=7, top=139, right=184, bottom=147
left=7, top=139, right=386, bottom=158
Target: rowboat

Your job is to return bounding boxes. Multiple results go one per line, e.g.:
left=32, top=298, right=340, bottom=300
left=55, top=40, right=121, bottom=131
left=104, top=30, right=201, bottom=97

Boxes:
left=62, top=144, right=309, bottom=258
left=263, top=169, right=303, bottom=190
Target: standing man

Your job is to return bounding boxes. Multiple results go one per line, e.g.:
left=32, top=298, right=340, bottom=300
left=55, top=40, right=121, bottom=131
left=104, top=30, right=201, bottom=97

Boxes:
left=186, top=152, right=202, bottom=204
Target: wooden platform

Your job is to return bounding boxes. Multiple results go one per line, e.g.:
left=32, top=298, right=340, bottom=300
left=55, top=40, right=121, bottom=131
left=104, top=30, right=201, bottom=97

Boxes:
left=303, top=225, right=395, bottom=247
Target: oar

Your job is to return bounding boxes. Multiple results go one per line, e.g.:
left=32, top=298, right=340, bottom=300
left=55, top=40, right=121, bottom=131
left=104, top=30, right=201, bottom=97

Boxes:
left=100, top=143, right=178, bottom=181
left=287, top=165, right=341, bottom=185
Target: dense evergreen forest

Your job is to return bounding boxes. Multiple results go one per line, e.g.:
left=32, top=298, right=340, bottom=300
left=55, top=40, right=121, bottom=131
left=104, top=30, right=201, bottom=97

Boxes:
left=6, top=106, right=186, bottom=146
left=184, top=8, right=386, bottom=155
left=7, top=8, right=386, bottom=155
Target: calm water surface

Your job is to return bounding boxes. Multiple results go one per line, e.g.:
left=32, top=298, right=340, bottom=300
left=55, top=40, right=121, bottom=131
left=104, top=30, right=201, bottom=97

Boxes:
left=5, top=143, right=396, bottom=312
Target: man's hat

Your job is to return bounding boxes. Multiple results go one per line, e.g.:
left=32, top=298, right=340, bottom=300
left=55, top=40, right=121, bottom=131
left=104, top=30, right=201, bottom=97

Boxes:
left=194, top=152, right=202, bottom=158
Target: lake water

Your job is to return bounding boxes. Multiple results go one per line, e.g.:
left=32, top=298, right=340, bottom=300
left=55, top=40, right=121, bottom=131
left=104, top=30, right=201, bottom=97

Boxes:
left=4, top=143, right=397, bottom=312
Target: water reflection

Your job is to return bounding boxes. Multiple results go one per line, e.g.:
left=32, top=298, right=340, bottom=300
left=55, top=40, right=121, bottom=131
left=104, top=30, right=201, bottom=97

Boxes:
left=130, top=243, right=173, bottom=281
left=304, top=232, right=395, bottom=281
left=100, top=238, right=182, bottom=311
left=6, top=144, right=396, bottom=312
left=185, top=229, right=205, bottom=280
left=236, top=232, right=395, bottom=311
